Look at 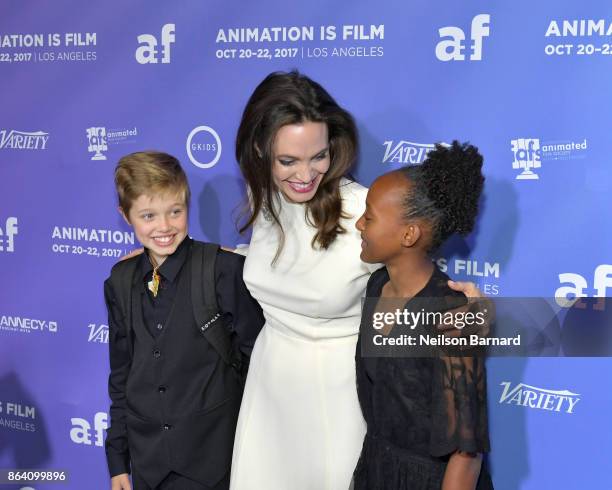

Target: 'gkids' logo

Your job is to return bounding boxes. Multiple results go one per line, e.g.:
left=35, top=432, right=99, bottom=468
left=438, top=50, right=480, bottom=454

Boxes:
left=0, top=130, right=49, bottom=150
left=499, top=381, right=580, bottom=414
left=135, top=23, right=175, bottom=64
left=435, top=14, right=490, bottom=61
left=0, top=217, right=18, bottom=252
left=86, top=127, right=108, bottom=160
left=186, top=126, right=222, bottom=169
left=70, top=412, right=108, bottom=446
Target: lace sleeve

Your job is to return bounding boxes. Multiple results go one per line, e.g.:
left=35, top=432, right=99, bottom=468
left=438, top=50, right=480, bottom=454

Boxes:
left=429, top=354, right=490, bottom=457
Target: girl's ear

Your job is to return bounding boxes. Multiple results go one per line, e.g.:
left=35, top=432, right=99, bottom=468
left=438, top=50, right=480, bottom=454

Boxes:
left=401, top=223, right=422, bottom=248
left=119, top=207, right=131, bottom=226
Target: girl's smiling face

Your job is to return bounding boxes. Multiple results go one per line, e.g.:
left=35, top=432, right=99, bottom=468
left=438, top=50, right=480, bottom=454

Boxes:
left=356, top=172, right=427, bottom=264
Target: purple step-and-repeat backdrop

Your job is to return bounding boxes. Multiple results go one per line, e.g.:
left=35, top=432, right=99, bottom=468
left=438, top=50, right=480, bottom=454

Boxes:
left=1, top=1, right=611, bottom=488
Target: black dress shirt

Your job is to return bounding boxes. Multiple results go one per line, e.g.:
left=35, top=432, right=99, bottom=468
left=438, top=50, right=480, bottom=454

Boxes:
left=141, top=236, right=191, bottom=338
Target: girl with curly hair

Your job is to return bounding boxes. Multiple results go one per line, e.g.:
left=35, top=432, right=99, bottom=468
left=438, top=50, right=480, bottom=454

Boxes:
left=354, top=141, right=494, bottom=489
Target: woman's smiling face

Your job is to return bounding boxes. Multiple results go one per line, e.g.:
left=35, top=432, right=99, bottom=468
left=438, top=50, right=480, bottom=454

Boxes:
left=271, top=121, right=330, bottom=203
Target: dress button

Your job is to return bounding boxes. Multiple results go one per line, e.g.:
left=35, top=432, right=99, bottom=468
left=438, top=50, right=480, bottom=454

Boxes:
left=157, top=323, right=163, bottom=330
left=163, top=424, right=171, bottom=430
left=153, top=349, right=161, bottom=359
left=158, top=386, right=166, bottom=394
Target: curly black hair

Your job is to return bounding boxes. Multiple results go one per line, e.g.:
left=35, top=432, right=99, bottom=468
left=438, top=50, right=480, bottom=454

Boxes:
left=399, top=140, right=484, bottom=252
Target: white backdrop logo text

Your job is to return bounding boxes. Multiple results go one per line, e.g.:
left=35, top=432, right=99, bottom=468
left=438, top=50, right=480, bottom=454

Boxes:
left=186, top=126, right=222, bottom=169
left=436, top=14, right=490, bottom=61
left=0, top=217, right=18, bottom=252
left=136, top=24, right=175, bottom=64
left=499, top=382, right=580, bottom=414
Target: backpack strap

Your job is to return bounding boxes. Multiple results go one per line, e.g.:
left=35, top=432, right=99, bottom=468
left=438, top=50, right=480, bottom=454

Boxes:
left=191, top=241, right=238, bottom=368
left=108, top=257, right=139, bottom=357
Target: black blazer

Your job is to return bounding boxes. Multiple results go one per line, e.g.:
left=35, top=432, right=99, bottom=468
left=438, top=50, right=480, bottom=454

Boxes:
left=104, top=246, right=263, bottom=488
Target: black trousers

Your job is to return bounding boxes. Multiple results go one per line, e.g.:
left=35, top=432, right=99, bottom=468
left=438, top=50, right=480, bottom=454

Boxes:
left=132, top=471, right=230, bottom=490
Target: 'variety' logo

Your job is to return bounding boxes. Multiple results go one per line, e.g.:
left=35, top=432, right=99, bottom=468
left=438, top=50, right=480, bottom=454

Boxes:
left=499, top=381, right=580, bottom=414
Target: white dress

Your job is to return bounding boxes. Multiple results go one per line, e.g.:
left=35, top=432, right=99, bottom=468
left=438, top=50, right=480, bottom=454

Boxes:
left=230, top=179, right=376, bottom=490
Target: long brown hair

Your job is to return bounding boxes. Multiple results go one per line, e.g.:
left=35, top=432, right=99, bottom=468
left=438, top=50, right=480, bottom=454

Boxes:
left=236, top=71, right=358, bottom=260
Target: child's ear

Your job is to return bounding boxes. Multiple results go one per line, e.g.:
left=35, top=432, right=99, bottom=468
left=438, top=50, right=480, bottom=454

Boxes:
left=401, top=223, right=422, bottom=248
left=118, top=207, right=131, bottom=226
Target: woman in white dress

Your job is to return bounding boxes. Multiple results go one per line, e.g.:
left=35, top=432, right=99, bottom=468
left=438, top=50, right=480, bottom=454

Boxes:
left=230, top=71, right=480, bottom=490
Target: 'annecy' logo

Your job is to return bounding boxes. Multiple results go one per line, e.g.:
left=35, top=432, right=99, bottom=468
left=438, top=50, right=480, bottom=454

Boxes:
left=0, top=130, right=49, bottom=150
left=0, top=315, right=58, bottom=334
left=499, top=381, right=580, bottom=414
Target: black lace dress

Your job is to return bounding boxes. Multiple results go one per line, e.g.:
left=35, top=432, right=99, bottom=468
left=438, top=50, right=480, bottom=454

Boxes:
left=353, top=266, right=494, bottom=490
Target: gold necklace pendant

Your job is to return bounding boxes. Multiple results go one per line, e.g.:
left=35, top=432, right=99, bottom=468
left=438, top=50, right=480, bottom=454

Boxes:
left=148, top=268, right=160, bottom=297
left=146, top=252, right=161, bottom=298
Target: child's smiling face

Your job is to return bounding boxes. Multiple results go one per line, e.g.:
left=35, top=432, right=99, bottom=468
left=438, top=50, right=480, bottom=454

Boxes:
left=122, top=191, right=188, bottom=266
left=356, top=172, right=428, bottom=264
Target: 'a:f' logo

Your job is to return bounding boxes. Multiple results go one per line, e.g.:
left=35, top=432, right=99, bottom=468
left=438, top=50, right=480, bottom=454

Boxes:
left=435, top=14, right=491, bottom=61
left=0, top=217, right=18, bottom=252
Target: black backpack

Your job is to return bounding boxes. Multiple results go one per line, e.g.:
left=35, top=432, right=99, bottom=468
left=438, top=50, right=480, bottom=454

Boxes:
left=108, top=241, right=246, bottom=382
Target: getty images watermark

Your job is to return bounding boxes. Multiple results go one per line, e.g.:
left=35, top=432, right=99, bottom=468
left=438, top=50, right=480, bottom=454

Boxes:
left=360, top=296, right=612, bottom=358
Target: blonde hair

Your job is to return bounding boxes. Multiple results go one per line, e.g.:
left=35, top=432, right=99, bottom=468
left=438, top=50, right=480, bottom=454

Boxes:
left=114, top=151, right=191, bottom=215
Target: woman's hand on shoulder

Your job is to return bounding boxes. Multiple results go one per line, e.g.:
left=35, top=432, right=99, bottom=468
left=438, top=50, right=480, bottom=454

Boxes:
left=437, top=280, right=494, bottom=341
left=119, top=248, right=143, bottom=262
left=117, top=245, right=247, bottom=260
left=447, top=280, right=481, bottom=298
